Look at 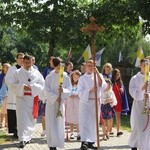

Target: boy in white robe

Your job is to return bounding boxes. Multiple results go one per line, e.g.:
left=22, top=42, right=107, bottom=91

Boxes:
left=128, top=58, right=150, bottom=150
left=11, top=55, right=44, bottom=148
left=78, top=60, right=107, bottom=150
left=45, top=57, right=72, bottom=150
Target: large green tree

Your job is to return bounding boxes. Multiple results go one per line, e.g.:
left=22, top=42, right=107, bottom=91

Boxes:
left=0, top=0, right=86, bottom=58
left=0, top=0, right=150, bottom=67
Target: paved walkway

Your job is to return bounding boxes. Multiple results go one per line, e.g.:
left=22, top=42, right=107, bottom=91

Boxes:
left=0, top=119, right=131, bottom=150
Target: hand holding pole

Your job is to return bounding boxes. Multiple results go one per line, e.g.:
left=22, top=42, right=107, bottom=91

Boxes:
left=56, top=64, right=64, bottom=118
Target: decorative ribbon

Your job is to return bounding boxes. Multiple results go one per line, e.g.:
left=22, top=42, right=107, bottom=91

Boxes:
left=24, top=92, right=32, bottom=96
left=32, top=95, right=39, bottom=119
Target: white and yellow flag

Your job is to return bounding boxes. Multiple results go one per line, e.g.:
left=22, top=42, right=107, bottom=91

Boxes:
left=135, top=47, right=144, bottom=67
left=82, top=45, right=92, bottom=62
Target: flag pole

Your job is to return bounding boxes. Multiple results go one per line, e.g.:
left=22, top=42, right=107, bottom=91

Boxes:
left=80, top=16, right=105, bottom=149
left=77, top=55, right=83, bottom=63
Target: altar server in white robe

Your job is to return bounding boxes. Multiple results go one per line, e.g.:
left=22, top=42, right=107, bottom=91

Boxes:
left=78, top=60, right=107, bottom=150
left=5, top=52, right=24, bottom=138
left=45, top=57, right=72, bottom=150
left=128, top=58, right=150, bottom=150
left=11, top=55, right=44, bottom=148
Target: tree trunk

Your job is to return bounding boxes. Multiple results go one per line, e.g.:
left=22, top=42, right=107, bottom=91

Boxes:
left=48, top=38, right=56, bottom=58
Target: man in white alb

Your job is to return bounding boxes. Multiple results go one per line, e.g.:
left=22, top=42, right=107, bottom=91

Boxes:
left=11, top=55, right=44, bottom=148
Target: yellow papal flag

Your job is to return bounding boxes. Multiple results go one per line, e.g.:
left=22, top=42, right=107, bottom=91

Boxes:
left=82, top=45, right=92, bottom=62
left=135, top=47, right=144, bottom=67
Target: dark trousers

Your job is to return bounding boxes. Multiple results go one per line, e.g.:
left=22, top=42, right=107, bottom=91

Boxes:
left=7, top=109, right=17, bottom=134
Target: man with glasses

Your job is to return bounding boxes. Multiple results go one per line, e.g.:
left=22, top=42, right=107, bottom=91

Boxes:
left=5, top=52, right=24, bottom=138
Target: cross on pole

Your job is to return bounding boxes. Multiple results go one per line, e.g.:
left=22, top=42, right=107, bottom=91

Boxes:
left=80, top=16, right=105, bottom=149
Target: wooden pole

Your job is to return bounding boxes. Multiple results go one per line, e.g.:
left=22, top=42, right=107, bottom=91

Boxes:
left=92, top=38, right=100, bottom=149
left=81, top=17, right=105, bottom=149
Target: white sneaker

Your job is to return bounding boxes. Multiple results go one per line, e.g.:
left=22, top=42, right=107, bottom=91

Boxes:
left=41, top=130, right=46, bottom=137
left=70, top=133, right=75, bottom=139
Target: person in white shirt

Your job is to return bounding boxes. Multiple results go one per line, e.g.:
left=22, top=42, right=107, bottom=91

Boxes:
left=101, top=79, right=117, bottom=140
left=5, top=52, right=24, bottom=138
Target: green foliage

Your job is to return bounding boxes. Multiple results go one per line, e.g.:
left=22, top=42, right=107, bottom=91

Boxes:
left=0, top=26, right=49, bottom=71
left=115, top=115, right=131, bottom=132
left=0, top=130, right=14, bottom=144
left=0, top=0, right=150, bottom=69
left=0, top=0, right=87, bottom=58
left=0, top=27, right=17, bottom=64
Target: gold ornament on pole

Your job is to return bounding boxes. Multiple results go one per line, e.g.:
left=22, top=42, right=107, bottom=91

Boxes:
left=56, top=64, right=64, bottom=118
left=80, top=16, right=105, bottom=149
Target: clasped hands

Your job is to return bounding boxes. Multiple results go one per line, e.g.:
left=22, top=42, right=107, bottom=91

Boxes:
left=144, top=93, right=149, bottom=99
left=24, top=85, right=31, bottom=91
left=104, top=98, right=113, bottom=104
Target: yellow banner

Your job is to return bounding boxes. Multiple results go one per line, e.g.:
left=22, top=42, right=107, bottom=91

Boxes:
left=136, top=48, right=144, bottom=60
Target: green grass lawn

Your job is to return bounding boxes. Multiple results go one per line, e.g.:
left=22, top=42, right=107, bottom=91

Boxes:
left=112, top=114, right=131, bottom=132
left=0, top=131, right=12, bottom=144
left=121, top=115, right=131, bottom=132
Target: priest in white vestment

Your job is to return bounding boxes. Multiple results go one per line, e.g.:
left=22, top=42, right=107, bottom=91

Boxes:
left=128, top=59, right=150, bottom=150
left=78, top=60, right=107, bottom=150
left=45, top=57, right=72, bottom=150
left=11, top=55, right=45, bottom=148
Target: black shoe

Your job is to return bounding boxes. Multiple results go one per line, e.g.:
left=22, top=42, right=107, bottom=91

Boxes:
left=26, top=140, right=31, bottom=144
left=70, top=133, right=75, bottom=139
left=77, top=134, right=81, bottom=141
left=131, top=148, right=137, bottom=150
left=13, top=132, right=18, bottom=139
left=81, top=142, right=88, bottom=150
left=19, top=141, right=26, bottom=148
left=81, top=145, right=88, bottom=150
left=88, top=142, right=97, bottom=149
left=117, top=131, right=123, bottom=137
left=50, top=147, right=57, bottom=150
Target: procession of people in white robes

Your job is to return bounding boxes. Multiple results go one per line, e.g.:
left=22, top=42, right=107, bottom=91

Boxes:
left=1, top=51, right=150, bottom=150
